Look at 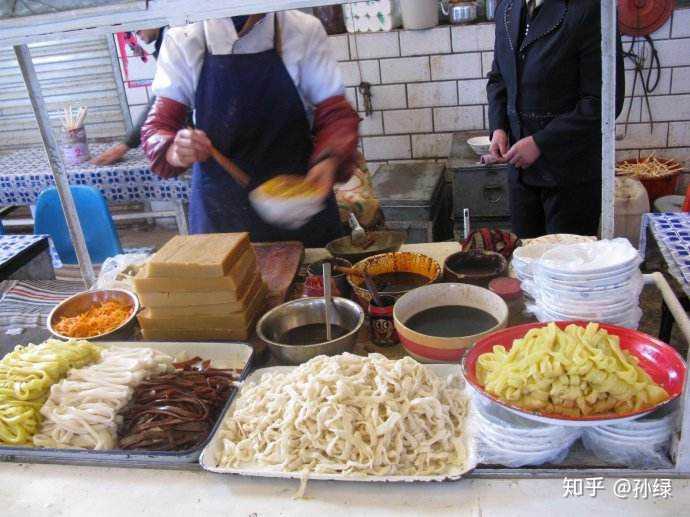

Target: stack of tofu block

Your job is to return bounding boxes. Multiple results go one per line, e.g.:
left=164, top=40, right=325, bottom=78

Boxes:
left=134, top=233, right=267, bottom=341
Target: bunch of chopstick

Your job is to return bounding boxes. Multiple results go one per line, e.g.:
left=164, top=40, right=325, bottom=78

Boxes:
left=62, top=105, right=88, bottom=131
left=615, top=153, right=683, bottom=179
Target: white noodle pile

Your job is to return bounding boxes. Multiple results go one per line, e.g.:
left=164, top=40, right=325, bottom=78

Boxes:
left=33, top=347, right=173, bottom=450
left=217, top=353, right=470, bottom=476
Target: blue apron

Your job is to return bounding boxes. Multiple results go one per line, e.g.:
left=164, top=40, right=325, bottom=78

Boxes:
left=190, top=15, right=344, bottom=247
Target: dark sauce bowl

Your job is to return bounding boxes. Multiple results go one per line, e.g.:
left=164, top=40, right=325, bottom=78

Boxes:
left=443, top=250, right=508, bottom=286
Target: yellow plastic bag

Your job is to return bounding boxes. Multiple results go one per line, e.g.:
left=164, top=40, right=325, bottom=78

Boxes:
left=334, top=159, right=384, bottom=230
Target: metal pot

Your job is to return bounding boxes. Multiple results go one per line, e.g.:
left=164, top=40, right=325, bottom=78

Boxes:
left=257, top=297, right=364, bottom=365
left=441, top=1, right=478, bottom=25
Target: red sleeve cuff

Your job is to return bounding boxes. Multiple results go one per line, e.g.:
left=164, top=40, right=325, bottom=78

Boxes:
left=310, top=95, right=360, bottom=183
left=141, top=96, right=188, bottom=179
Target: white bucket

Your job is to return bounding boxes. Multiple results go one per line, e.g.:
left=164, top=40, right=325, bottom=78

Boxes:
left=400, top=0, right=439, bottom=29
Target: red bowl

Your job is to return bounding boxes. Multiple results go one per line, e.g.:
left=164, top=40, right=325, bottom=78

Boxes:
left=463, top=321, right=686, bottom=425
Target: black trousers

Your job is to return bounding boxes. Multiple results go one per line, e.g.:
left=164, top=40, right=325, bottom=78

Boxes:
left=508, top=171, right=601, bottom=239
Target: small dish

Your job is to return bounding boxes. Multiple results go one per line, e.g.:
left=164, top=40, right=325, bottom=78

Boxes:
left=48, top=288, right=139, bottom=340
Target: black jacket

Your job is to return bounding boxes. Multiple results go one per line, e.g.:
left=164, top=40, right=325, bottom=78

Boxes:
left=487, top=0, right=625, bottom=186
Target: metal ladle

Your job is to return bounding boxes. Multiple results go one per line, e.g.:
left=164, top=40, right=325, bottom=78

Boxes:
left=322, top=262, right=333, bottom=341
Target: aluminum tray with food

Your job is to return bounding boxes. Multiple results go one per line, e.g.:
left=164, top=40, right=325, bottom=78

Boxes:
left=200, top=357, right=477, bottom=487
left=0, top=340, right=254, bottom=467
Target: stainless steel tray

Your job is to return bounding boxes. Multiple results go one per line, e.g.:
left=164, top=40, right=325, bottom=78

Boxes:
left=0, top=340, right=254, bottom=467
left=200, top=364, right=478, bottom=482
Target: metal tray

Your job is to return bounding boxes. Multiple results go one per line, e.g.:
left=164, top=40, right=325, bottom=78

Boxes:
left=200, top=364, right=477, bottom=482
left=0, top=340, right=254, bottom=467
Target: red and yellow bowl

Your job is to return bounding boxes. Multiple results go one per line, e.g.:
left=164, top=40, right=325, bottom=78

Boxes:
left=393, top=283, right=508, bottom=363
left=462, top=321, right=687, bottom=426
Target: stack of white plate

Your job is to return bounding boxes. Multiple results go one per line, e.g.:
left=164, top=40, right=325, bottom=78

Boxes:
left=511, top=243, right=555, bottom=293
left=582, top=403, right=678, bottom=468
left=527, top=239, right=644, bottom=328
left=474, top=396, right=581, bottom=467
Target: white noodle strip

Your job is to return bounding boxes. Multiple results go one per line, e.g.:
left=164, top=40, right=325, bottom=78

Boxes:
left=217, top=354, right=470, bottom=487
left=33, top=347, right=173, bottom=450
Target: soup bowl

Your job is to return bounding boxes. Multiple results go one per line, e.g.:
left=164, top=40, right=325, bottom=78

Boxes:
left=347, top=251, right=441, bottom=305
left=393, top=283, right=508, bottom=363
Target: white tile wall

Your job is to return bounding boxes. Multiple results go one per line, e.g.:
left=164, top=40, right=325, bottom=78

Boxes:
left=669, top=122, right=690, bottom=147
left=125, top=86, right=148, bottom=105
left=358, top=111, right=384, bottom=136
left=362, top=135, right=411, bottom=160
left=648, top=94, right=690, bottom=122
left=383, top=108, right=433, bottom=134
left=400, top=27, right=451, bottom=56
left=357, top=84, right=407, bottom=110
left=380, top=57, right=430, bottom=83
left=349, top=32, right=400, bottom=59
left=458, top=79, right=489, bottom=105
left=118, top=12, right=690, bottom=169
left=434, top=106, right=484, bottom=132
left=339, top=60, right=381, bottom=87
left=430, top=53, right=482, bottom=80
left=671, top=9, right=690, bottom=38
left=412, top=133, right=454, bottom=158
left=451, top=24, right=495, bottom=52
left=407, top=81, right=458, bottom=108
left=673, top=67, right=690, bottom=94
left=615, top=123, right=669, bottom=150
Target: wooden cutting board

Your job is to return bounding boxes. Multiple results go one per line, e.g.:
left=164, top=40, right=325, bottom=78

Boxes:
left=253, top=241, right=304, bottom=310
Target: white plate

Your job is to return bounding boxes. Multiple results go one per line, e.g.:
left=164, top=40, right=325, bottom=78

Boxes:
left=200, top=364, right=477, bottom=482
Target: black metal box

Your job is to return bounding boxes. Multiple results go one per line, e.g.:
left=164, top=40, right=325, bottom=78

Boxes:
left=372, top=162, right=452, bottom=243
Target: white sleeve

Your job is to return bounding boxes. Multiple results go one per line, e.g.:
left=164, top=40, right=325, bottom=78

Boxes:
left=151, top=27, right=200, bottom=107
left=298, top=18, right=346, bottom=106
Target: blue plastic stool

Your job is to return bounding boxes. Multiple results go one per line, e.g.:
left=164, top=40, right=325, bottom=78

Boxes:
left=34, top=186, right=123, bottom=264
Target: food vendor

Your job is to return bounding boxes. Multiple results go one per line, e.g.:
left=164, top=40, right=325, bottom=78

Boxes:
left=141, top=11, right=359, bottom=247
left=92, top=27, right=166, bottom=165
left=486, top=0, right=625, bottom=237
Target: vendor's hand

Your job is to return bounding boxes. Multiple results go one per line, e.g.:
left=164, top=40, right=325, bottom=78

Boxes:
left=166, top=128, right=212, bottom=169
left=505, top=136, right=541, bottom=169
left=91, top=143, right=129, bottom=165
left=306, top=157, right=338, bottom=199
left=489, top=129, right=510, bottom=162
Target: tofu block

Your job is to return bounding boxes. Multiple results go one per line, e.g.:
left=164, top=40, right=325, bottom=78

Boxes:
left=137, top=272, right=262, bottom=308
left=146, top=233, right=251, bottom=278
left=139, top=274, right=264, bottom=310
left=135, top=247, right=257, bottom=293
left=138, top=284, right=266, bottom=330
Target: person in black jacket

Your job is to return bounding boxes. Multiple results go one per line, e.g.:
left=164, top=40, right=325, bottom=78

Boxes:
left=92, top=28, right=166, bottom=165
left=487, top=0, right=625, bottom=237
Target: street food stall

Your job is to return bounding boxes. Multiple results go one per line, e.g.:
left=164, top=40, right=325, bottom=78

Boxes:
left=1, top=1, right=689, bottom=515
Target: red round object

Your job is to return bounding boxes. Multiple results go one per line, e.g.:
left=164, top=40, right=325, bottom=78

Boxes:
left=617, top=0, right=674, bottom=37
left=463, top=321, right=686, bottom=422
left=489, top=277, right=522, bottom=301
left=399, top=334, right=466, bottom=363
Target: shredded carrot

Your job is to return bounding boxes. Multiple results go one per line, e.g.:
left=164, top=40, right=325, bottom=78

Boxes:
left=54, top=300, right=132, bottom=338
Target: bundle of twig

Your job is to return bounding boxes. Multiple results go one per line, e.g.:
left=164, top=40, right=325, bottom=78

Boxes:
left=62, top=105, right=88, bottom=131
left=615, top=153, right=683, bottom=179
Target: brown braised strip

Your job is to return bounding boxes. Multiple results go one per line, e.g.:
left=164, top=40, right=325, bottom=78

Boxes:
left=117, top=357, right=241, bottom=451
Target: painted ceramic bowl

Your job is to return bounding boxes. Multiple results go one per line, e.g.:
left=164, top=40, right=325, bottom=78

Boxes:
left=393, top=283, right=508, bottom=363
left=347, top=251, right=441, bottom=305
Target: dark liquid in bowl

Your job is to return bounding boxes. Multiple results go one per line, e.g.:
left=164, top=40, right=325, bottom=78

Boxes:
left=279, top=324, right=349, bottom=345
left=405, top=306, right=498, bottom=337
left=371, top=272, right=429, bottom=293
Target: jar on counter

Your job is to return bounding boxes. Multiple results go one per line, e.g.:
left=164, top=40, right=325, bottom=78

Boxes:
left=489, top=277, right=525, bottom=326
left=368, top=295, right=399, bottom=347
